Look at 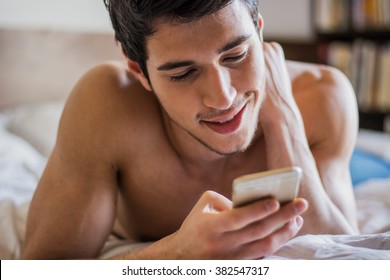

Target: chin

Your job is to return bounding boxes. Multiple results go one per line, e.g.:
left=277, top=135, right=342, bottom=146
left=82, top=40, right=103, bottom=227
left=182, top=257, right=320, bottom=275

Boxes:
left=214, top=142, right=252, bottom=156
left=203, top=131, right=256, bottom=156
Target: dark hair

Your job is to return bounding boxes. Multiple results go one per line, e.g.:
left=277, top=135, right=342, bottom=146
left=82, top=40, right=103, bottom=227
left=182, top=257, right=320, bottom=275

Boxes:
left=103, top=0, right=259, bottom=81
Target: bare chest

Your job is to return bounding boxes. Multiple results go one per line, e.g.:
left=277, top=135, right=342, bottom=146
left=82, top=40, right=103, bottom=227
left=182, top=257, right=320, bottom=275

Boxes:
left=115, top=143, right=266, bottom=241
left=117, top=162, right=227, bottom=241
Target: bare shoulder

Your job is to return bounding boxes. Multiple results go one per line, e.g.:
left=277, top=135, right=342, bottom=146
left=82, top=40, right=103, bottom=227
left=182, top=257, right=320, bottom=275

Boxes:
left=22, top=62, right=148, bottom=258
left=57, top=61, right=161, bottom=164
left=65, top=60, right=149, bottom=116
left=287, top=60, right=354, bottom=99
left=286, top=60, right=358, bottom=149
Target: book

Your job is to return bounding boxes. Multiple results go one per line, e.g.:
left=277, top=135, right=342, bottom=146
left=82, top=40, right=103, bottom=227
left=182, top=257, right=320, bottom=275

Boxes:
left=376, top=45, right=390, bottom=111
left=315, top=0, right=350, bottom=32
left=326, top=41, right=353, bottom=79
left=357, top=40, right=378, bottom=110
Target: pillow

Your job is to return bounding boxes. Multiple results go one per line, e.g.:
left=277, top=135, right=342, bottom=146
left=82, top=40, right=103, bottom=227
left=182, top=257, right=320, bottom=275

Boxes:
left=350, top=147, right=390, bottom=186
left=6, top=102, right=64, bottom=157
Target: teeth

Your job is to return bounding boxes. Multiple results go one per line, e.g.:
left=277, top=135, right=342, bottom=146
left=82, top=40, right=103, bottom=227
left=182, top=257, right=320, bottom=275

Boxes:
left=206, top=105, right=245, bottom=124
left=218, top=117, right=233, bottom=124
left=214, top=111, right=239, bottom=124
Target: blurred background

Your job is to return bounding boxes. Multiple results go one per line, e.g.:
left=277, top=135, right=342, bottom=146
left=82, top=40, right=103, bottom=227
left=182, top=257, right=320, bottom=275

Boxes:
left=0, top=0, right=313, bottom=39
left=1, top=0, right=390, bottom=132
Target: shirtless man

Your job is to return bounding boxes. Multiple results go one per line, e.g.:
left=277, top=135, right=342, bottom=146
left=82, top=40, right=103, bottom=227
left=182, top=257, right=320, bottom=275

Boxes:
left=21, top=0, right=359, bottom=260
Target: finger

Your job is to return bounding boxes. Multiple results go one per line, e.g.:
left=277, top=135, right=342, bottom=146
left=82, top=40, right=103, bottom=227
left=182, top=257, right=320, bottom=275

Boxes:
left=226, top=198, right=308, bottom=245
left=272, top=198, right=308, bottom=222
left=183, top=191, right=232, bottom=233
left=263, top=44, right=283, bottom=91
left=216, top=198, right=280, bottom=232
left=252, top=198, right=308, bottom=237
left=263, top=42, right=287, bottom=76
left=263, top=42, right=285, bottom=59
left=195, top=190, right=232, bottom=213
left=236, top=215, right=304, bottom=259
left=179, top=191, right=232, bottom=245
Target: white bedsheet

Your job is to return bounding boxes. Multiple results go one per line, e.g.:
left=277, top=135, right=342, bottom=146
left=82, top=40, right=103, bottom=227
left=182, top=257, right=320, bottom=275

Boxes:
left=267, top=177, right=390, bottom=259
left=1, top=103, right=390, bottom=260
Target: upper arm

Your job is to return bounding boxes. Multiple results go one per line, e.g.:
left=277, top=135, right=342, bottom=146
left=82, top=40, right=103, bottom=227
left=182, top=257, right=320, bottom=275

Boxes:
left=303, top=66, right=359, bottom=226
left=308, top=67, right=358, bottom=180
left=22, top=65, right=123, bottom=259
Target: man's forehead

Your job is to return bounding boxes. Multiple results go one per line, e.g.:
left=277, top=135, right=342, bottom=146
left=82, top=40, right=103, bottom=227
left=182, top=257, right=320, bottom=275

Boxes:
left=145, top=1, right=255, bottom=60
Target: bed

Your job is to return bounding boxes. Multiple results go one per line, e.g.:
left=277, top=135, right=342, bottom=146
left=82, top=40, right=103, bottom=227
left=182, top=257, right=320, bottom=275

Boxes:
left=1, top=28, right=390, bottom=260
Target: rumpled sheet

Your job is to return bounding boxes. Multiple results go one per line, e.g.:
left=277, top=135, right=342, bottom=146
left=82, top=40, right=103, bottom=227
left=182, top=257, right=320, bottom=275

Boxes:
left=1, top=104, right=390, bottom=259
left=269, top=177, right=390, bottom=259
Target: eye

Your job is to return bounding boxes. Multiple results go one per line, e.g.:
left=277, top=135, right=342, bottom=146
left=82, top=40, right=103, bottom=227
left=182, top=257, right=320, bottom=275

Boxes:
left=170, top=69, right=196, bottom=82
left=223, top=50, right=249, bottom=63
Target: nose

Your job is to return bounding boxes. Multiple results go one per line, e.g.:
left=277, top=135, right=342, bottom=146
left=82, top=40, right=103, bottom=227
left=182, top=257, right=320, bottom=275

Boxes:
left=202, top=67, right=236, bottom=110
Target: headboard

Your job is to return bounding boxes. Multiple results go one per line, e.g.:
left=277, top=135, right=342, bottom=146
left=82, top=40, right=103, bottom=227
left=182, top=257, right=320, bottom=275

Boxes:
left=0, top=28, right=122, bottom=109
left=0, top=28, right=320, bottom=110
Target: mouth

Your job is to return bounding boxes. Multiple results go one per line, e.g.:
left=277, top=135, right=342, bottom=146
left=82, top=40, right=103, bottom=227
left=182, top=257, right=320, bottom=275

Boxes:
left=201, top=104, right=247, bottom=135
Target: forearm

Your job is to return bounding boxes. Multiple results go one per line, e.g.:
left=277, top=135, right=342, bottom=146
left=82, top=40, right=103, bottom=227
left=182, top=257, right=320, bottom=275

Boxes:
left=109, top=234, right=181, bottom=260
left=262, top=117, right=356, bottom=235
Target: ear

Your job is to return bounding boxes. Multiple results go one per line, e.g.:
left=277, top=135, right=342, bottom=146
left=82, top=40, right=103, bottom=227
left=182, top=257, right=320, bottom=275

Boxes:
left=257, top=14, right=264, bottom=29
left=257, top=14, right=264, bottom=42
left=119, top=44, right=152, bottom=92
left=126, top=58, right=153, bottom=92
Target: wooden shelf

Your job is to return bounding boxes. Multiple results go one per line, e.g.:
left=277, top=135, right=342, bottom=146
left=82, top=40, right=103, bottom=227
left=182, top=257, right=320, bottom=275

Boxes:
left=358, top=111, right=389, bottom=131
left=312, top=0, right=390, bottom=132
left=273, top=40, right=319, bottom=63
left=317, top=30, right=390, bottom=41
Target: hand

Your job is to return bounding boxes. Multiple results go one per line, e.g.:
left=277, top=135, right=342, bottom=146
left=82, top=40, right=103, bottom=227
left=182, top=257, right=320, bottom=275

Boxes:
left=259, top=42, right=309, bottom=169
left=163, top=191, right=308, bottom=259
left=260, top=42, right=301, bottom=124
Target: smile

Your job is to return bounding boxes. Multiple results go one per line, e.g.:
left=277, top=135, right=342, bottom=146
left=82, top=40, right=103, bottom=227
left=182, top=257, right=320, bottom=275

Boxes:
left=201, top=104, right=247, bottom=135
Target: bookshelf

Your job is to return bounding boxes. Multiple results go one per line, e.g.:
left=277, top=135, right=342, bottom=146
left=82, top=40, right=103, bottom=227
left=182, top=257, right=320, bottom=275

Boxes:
left=313, top=0, right=390, bottom=132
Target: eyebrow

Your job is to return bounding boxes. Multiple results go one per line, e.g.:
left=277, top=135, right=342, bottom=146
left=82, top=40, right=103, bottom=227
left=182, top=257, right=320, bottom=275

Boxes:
left=217, top=33, right=251, bottom=54
left=156, top=33, right=252, bottom=71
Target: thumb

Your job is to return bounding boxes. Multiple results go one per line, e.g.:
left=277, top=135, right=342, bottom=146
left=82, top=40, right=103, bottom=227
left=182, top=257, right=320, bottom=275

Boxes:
left=196, top=191, right=232, bottom=213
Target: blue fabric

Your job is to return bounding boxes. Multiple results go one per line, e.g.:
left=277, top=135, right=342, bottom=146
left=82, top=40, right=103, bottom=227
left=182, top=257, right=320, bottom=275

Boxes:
left=350, top=148, right=390, bottom=186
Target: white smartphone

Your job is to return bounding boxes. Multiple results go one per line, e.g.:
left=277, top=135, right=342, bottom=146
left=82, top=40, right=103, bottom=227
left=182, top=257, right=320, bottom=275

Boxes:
left=232, top=166, right=302, bottom=207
